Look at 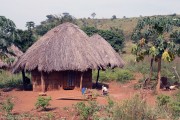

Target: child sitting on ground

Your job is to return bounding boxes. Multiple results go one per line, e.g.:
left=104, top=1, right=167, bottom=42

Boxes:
left=102, top=85, right=108, bottom=95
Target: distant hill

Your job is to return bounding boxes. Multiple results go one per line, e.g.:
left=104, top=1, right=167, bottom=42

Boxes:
left=77, top=17, right=139, bottom=40
left=76, top=14, right=180, bottom=40
left=34, top=14, right=180, bottom=41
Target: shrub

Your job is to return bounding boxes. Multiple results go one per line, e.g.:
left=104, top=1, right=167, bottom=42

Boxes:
left=156, top=94, right=171, bottom=107
left=74, top=101, right=100, bottom=120
left=116, top=70, right=134, bottom=83
left=169, top=90, right=180, bottom=118
left=169, top=101, right=180, bottom=118
left=35, top=96, right=51, bottom=110
left=1, top=98, right=14, bottom=115
left=92, top=68, right=134, bottom=83
left=113, top=94, right=157, bottom=120
left=0, top=70, right=23, bottom=89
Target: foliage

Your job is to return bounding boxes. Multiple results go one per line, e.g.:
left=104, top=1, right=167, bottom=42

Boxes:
left=74, top=101, right=100, bottom=120
left=92, top=68, right=134, bottom=83
left=0, top=70, right=22, bottom=89
left=131, top=16, right=180, bottom=93
left=14, top=29, right=36, bottom=52
left=82, top=26, right=124, bottom=51
left=170, top=30, right=180, bottom=44
left=156, top=94, right=171, bottom=106
left=0, top=16, right=19, bottom=55
left=156, top=93, right=180, bottom=119
left=35, top=13, right=77, bottom=36
left=35, top=96, right=51, bottom=110
left=111, top=15, right=117, bottom=20
left=113, top=94, right=157, bottom=120
left=131, top=16, right=180, bottom=62
left=1, top=98, right=14, bottom=115
left=91, top=12, right=96, bottom=19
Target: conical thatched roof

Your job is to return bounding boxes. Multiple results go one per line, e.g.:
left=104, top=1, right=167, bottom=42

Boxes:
left=89, top=34, right=124, bottom=68
left=8, top=44, right=23, bottom=57
left=12, top=23, right=106, bottom=73
left=0, top=45, right=23, bottom=69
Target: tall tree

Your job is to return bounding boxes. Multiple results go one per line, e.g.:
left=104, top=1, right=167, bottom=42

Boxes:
left=14, top=21, right=37, bottom=52
left=131, top=16, right=180, bottom=93
left=26, top=21, right=35, bottom=31
left=0, top=16, right=19, bottom=58
left=91, top=12, right=96, bottom=19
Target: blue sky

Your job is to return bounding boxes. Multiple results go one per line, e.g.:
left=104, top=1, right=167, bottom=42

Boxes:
left=0, top=0, right=180, bottom=29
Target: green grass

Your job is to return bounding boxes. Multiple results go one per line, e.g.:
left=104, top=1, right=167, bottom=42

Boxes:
left=0, top=70, right=22, bottom=89
left=92, top=68, right=134, bottom=83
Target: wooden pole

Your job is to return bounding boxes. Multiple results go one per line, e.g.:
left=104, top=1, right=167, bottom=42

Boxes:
left=96, top=68, right=100, bottom=87
left=22, top=69, right=26, bottom=90
left=80, top=72, right=84, bottom=91
left=41, top=71, right=45, bottom=93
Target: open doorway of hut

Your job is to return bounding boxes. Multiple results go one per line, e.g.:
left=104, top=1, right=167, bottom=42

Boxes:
left=63, top=71, right=76, bottom=90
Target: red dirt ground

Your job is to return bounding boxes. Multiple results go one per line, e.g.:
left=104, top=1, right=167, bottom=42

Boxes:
left=0, top=73, right=178, bottom=119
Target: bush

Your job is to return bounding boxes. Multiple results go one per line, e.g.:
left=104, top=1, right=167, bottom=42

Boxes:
left=35, top=96, right=51, bottom=110
left=0, top=70, right=23, bottom=89
left=92, top=68, right=134, bottom=83
left=113, top=94, right=157, bottom=120
left=156, top=94, right=171, bottom=107
left=169, top=101, right=180, bottom=118
left=155, top=93, right=180, bottom=119
left=1, top=98, right=14, bottom=115
left=116, top=70, right=134, bottom=83
left=74, top=101, right=100, bottom=120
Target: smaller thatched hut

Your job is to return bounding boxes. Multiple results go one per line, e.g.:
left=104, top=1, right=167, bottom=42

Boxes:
left=0, top=44, right=23, bottom=69
left=89, top=34, right=124, bottom=68
left=89, top=34, right=125, bottom=85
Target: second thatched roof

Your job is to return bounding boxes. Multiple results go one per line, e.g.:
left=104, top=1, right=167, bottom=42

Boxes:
left=12, top=23, right=107, bottom=73
left=89, top=34, right=124, bottom=68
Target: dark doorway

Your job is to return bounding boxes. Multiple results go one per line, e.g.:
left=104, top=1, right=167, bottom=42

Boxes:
left=63, top=71, right=76, bottom=90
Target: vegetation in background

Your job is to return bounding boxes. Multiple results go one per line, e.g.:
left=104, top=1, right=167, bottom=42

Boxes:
left=82, top=26, right=124, bottom=52
left=92, top=68, right=134, bottom=83
left=0, top=70, right=22, bottom=89
left=170, top=30, right=180, bottom=44
left=14, top=21, right=37, bottom=52
left=35, top=13, right=77, bottom=36
left=0, top=16, right=18, bottom=54
left=131, top=16, right=180, bottom=93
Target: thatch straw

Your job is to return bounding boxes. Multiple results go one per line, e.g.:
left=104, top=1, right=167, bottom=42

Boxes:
left=89, top=34, right=125, bottom=68
left=8, top=44, right=23, bottom=57
left=12, top=23, right=107, bottom=73
left=0, top=45, right=23, bottom=69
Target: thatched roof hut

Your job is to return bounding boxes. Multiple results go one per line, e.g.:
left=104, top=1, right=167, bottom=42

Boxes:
left=12, top=23, right=105, bottom=73
left=8, top=44, right=23, bottom=57
left=89, top=34, right=124, bottom=68
left=12, top=23, right=124, bottom=92
left=0, top=44, right=23, bottom=69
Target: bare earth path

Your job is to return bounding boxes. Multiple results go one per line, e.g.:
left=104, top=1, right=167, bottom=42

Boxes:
left=0, top=73, right=178, bottom=119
